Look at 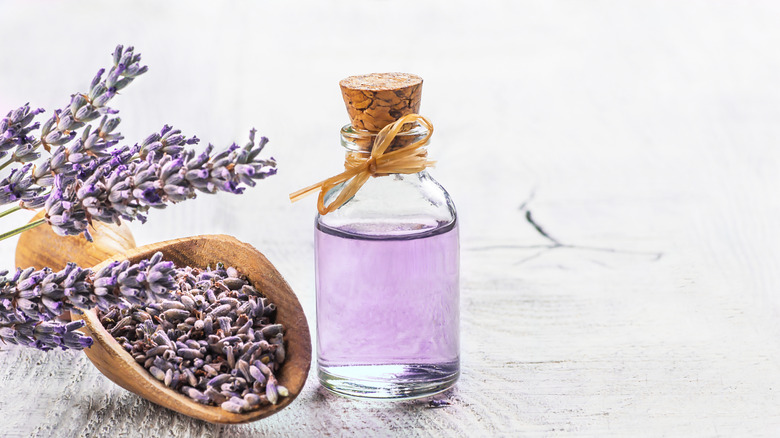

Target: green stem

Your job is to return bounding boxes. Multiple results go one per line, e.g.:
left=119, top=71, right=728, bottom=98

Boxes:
left=0, top=205, right=22, bottom=219
left=0, top=218, right=45, bottom=242
left=0, top=157, right=15, bottom=173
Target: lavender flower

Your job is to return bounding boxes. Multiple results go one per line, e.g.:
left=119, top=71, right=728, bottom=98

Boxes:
left=0, top=45, right=148, bottom=211
left=0, top=44, right=276, bottom=244
left=0, top=252, right=175, bottom=351
left=0, top=252, right=174, bottom=319
left=0, top=104, right=48, bottom=207
left=39, top=45, right=146, bottom=153
left=44, top=130, right=276, bottom=240
left=0, top=104, right=45, bottom=159
left=0, top=318, right=93, bottom=351
left=92, top=252, right=176, bottom=307
left=0, top=164, right=44, bottom=206
left=11, top=143, right=41, bottom=163
left=43, top=175, right=89, bottom=237
left=140, top=125, right=199, bottom=159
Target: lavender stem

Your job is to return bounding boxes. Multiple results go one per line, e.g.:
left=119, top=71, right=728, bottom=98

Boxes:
left=0, top=205, right=22, bottom=219
left=0, top=218, right=44, bottom=241
left=0, top=157, right=15, bottom=173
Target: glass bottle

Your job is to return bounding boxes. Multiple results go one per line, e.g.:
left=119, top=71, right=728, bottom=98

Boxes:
left=314, top=73, right=459, bottom=399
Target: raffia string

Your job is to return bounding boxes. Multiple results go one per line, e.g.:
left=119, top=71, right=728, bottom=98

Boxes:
left=289, top=114, right=435, bottom=215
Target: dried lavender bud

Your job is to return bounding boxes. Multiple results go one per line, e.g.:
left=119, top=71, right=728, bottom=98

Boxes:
left=184, top=368, right=198, bottom=387
left=265, top=379, right=278, bottom=405
left=249, top=365, right=266, bottom=384
left=222, top=277, right=244, bottom=290
left=220, top=400, right=244, bottom=414
left=205, top=386, right=227, bottom=404
left=162, top=309, right=190, bottom=321
left=98, top=263, right=287, bottom=413
left=255, top=361, right=272, bottom=377
left=208, top=304, right=231, bottom=318
left=183, top=387, right=210, bottom=405
left=178, top=348, right=203, bottom=359
left=244, top=393, right=262, bottom=407
left=149, top=366, right=166, bottom=381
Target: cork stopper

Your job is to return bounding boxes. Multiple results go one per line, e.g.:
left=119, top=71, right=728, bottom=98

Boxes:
left=340, top=73, right=423, bottom=132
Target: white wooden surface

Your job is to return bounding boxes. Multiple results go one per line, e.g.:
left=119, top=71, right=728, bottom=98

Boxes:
left=1, top=1, right=780, bottom=436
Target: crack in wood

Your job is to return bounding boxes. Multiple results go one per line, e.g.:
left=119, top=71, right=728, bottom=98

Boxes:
left=525, top=210, right=563, bottom=246
left=512, top=189, right=664, bottom=265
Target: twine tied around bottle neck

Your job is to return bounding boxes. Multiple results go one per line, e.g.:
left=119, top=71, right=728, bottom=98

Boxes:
left=289, top=114, right=435, bottom=215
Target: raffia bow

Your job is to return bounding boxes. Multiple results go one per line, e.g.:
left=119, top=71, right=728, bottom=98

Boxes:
left=289, top=114, right=435, bottom=215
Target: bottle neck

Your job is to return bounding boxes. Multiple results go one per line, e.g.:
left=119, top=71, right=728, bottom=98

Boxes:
left=340, top=123, right=430, bottom=154
left=339, top=122, right=431, bottom=177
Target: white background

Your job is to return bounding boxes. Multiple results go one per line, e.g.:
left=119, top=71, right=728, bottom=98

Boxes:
left=1, top=1, right=779, bottom=436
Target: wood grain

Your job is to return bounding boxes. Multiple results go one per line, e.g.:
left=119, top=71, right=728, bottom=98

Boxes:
left=15, top=210, right=136, bottom=271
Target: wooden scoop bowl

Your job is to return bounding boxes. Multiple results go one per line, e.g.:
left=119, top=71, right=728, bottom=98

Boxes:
left=74, top=234, right=312, bottom=424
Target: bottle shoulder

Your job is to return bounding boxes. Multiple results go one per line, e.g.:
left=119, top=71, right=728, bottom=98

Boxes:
left=317, top=171, right=456, bottom=237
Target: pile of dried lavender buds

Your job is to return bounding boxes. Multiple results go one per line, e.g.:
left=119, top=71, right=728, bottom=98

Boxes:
left=99, top=263, right=288, bottom=413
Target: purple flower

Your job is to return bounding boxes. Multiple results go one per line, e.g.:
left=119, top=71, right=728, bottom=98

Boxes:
left=140, top=125, right=199, bottom=159
left=43, top=129, right=276, bottom=240
left=0, top=164, right=44, bottom=206
left=0, top=317, right=91, bottom=351
left=43, top=175, right=90, bottom=237
left=0, top=45, right=275, bottom=243
left=40, top=45, right=147, bottom=153
left=0, top=252, right=175, bottom=351
left=0, top=103, right=45, bottom=159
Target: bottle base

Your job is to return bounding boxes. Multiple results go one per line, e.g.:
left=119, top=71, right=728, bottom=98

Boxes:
left=318, top=362, right=459, bottom=400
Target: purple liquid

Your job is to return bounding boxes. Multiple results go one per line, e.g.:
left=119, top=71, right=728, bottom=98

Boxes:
left=315, top=220, right=460, bottom=399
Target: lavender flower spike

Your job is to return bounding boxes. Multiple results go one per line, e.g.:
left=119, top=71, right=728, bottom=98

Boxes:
left=44, top=129, right=276, bottom=240
left=0, top=252, right=176, bottom=351
left=0, top=45, right=275, bottom=245
left=140, top=125, right=199, bottom=159
left=0, top=103, right=45, bottom=159
left=40, top=45, right=147, bottom=152
left=44, top=174, right=89, bottom=238
left=0, top=164, right=44, bottom=207
left=92, top=252, right=176, bottom=307
left=0, top=318, right=93, bottom=351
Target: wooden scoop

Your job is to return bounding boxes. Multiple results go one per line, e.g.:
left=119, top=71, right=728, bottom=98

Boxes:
left=74, top=234, right=312, bottom=424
